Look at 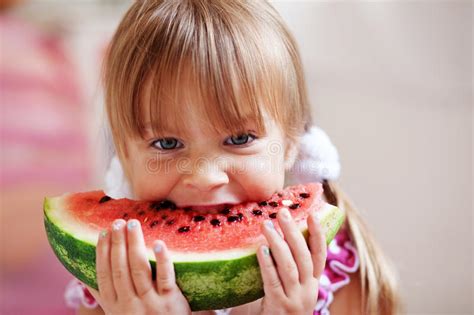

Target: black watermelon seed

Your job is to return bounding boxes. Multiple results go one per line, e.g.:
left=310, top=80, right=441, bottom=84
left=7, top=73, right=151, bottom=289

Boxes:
left=149, top=202, right=160, bottom=210
left=258, top=201, right=268, bottom=207
left=277, top=193, right=283, bottom=197
left=252, top=209, right=263, bottom=216
left=122, top=213, right=129, bottom=219
left=269, top=213, right=277, bottom=219
left=227, top=215, right=239, bottom=223
left=160, top=200, right=175, bottom=210
left=220, top=208, right=231, bottom=215
left=150, top=220, right=159, bottom=228
left=289, top=203, right=300, bottom=210
left=166, top=219, right=175, bottom=226
left=161, top=214, right=168, bottom=220
left=99, top=196, right=111, bottom=203
left=210, top=219, right=221, bottom=226
left=237, top=213, right=244, bottom=221
left=269, top=201, right=279, bottom=207
left=299, top=193, right=310, bottom=198
left=138, top=210, right=145, bottom=216
left=178, top=226, right=190, bottom=233
left=193, top=215, right=205, bottom=222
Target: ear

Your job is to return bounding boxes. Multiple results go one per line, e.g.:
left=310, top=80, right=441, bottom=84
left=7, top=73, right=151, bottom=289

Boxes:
left=284, top=139, right=300, bottom=171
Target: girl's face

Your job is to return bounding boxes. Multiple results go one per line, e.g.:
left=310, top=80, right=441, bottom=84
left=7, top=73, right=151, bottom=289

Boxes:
left=122, top=95, right=296, bottom=213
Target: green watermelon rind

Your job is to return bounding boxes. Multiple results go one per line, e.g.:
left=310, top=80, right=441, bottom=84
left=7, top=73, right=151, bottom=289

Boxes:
left=43, top=196, right=345, bottom=311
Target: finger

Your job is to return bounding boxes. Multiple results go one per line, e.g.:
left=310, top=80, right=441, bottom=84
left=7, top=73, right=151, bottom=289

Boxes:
left=126, top=219, right=155, bottom=299
left=110, top=219, right=136, bottom=299
left=307, top=211, right=327, bottom=278
left=262, top=219, right=299, bottom=296
left=153, top=240, right=177, bottom=295
left=277, top=207, right=314, bottom=283
left=95, top=228, right=116, bottom=302
left=256, top=244, right=286, bottom=301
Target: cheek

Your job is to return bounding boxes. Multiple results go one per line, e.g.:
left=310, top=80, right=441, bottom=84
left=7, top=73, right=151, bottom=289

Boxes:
left=128, top=155, right=177, bottom=201
left=232, top=152, right=286, bottom=200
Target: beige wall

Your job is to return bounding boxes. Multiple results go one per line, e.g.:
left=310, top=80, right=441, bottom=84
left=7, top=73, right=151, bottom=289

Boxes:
left=271, top=1, right=472, bottom=314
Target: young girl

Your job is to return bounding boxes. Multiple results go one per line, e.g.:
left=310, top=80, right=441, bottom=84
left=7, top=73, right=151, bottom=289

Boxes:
left=66, top=1, right=400, bottom=314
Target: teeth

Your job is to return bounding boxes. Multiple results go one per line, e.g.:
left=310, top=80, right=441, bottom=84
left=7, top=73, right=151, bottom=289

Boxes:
left=282, top=199, right=293, bottom=206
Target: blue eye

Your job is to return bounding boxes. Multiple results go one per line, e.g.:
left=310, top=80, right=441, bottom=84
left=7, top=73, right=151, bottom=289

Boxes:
left=224, top=133, right=257, bottom=146
left=151, top=138, right=183, bottom=150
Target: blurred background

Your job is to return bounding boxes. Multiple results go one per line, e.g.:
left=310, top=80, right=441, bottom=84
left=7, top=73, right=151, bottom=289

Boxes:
left=0, top=0, right=471, bottom=314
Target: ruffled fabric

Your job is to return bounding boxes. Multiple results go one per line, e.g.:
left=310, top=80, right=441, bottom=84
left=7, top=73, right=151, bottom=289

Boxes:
left=314, top=229, right=360, bottom=315
left=64, top=279, right=98, bottom=310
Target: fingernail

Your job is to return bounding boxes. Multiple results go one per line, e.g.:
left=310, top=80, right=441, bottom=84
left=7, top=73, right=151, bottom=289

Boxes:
left=262, top=246, right=270, bottom=256
left=112, top=220, right=124, bottom=231
left=280, top=208, right=290, bottom=220
left=127, top=220, right=138, bottom=230
left=264, top=220, right=274, bottom=230
left=100, top=230, right=107, bottom=238
left=154, top=241, right=162, bottom=253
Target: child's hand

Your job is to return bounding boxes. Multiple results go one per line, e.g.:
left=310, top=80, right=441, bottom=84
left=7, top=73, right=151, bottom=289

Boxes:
left=256, top=208, right=327, bottom=315
left=85, top=219, right=192, bottom=315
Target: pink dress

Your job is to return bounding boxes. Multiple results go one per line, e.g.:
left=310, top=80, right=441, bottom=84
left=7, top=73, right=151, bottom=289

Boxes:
left=64, top=227, right=359, bottom=314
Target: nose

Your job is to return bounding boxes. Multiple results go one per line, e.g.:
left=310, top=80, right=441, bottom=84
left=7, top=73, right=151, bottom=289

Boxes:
left=181, top=160, right=229, bottom=192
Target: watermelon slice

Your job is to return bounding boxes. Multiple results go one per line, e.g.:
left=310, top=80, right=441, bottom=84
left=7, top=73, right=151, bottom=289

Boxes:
left=43, top=182, right=344, bottom=311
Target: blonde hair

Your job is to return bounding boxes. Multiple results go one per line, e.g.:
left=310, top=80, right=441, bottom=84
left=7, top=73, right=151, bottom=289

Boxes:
left=103, top=0, right=400, bottom=313
left=103, top=0, right=311, bottom=163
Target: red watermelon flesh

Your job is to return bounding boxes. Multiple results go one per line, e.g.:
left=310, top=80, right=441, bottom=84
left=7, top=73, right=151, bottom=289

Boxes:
left=66, top=182, right=323, bottom=252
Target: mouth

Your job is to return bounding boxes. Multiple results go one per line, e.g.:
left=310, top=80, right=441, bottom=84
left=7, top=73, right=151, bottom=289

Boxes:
left=180, top=203, right=234, bottom=213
